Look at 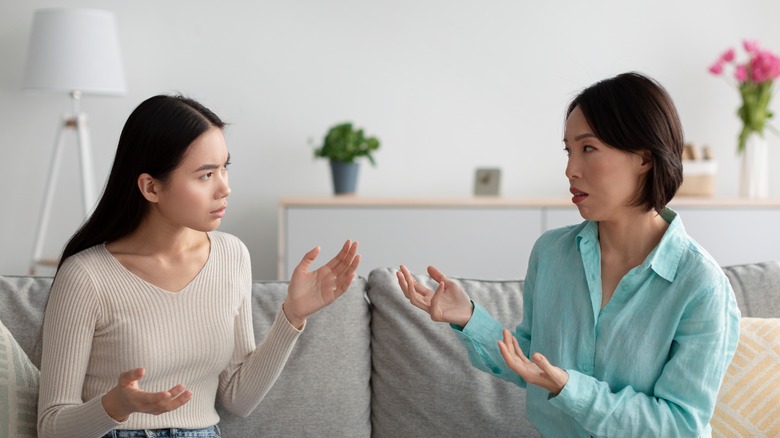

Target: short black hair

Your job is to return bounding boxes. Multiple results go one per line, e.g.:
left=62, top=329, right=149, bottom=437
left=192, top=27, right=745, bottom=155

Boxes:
left=567, top=72, right=684, bottom=213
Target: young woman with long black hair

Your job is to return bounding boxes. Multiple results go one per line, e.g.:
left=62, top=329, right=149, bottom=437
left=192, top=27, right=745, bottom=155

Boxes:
left=37, top=95, right=360, bottom=438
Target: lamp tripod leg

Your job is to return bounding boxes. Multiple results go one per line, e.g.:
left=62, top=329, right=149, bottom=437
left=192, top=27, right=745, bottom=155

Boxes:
left=30, top=116, right=71, bottom=275
left=75, top=113, right=97, bottom=216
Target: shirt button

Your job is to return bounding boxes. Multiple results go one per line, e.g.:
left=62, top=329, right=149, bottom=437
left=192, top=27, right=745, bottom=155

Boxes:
left=580, top=364, right=593, bottom=374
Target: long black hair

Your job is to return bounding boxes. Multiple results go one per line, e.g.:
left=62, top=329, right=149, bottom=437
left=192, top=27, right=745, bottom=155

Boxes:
left=57, top=95, right=225, bottom=270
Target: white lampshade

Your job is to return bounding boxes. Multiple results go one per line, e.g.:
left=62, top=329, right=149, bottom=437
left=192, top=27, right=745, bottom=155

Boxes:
left=24, top=8, right=126, bottom=95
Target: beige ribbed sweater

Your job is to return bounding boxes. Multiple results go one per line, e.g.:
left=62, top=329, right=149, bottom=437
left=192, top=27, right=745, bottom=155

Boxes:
left=37, top=232, right=302, bottom=438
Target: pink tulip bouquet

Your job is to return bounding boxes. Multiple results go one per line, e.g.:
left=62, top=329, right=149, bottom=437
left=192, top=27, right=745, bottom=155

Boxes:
left=709, top=40, right=780, bottom=153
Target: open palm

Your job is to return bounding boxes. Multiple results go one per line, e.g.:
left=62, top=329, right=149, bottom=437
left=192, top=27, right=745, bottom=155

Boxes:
left=396, top=264, right=473, bottom=327
left=497, top=329, right=569, bottom=395
left=284, top=240, right=360, bottom=327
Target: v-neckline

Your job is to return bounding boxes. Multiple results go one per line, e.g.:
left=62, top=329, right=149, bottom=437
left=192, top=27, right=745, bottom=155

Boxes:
left=102, top=234, right=212, bottom=294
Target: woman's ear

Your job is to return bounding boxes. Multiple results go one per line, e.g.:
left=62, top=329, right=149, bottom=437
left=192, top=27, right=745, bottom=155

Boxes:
left=137, top=173, right=161, bottom=203
left=638, top=150, right=653, bottom=174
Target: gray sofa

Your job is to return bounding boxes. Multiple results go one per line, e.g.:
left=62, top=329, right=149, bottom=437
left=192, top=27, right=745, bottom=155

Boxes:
left=1, top=262, right=779, bottom=437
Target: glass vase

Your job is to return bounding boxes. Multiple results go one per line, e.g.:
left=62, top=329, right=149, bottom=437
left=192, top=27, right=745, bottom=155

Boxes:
left=739, top=133, right=769, bottom=199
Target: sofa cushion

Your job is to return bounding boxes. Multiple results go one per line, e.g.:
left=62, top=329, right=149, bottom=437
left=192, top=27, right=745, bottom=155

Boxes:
left=217, top=277, right=371, bottom=437
left=0, top=276, right=51, bottom=368
left=723, top=261, right=780, bottom=318
left=711, top=317, right=780, bottom=436
left=366, top=267, right=538, bottom=437
left=0, top=318, right=39, bottom=437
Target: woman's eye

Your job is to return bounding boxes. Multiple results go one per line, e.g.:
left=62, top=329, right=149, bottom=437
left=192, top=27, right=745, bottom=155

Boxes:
left=563, top=147, right=571, bottom=156
left=200, top=172, right=214, bottom=180
left=583, top=145, right=595, bottom=152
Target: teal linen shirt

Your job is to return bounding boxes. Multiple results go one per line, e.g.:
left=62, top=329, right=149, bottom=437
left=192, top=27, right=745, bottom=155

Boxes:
left=454, top=208, right=740, bottom=437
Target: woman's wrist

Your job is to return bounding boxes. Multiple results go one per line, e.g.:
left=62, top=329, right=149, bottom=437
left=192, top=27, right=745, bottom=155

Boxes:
left=282, top=301, right=306, bottom=330
left=452, top=300, right=475, bottom=327
left=101, top=389, right=129, bottom=422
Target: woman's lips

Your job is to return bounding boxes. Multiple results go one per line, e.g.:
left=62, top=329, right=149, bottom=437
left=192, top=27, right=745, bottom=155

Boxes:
left=572, top=194, right=588, bottom=204
left=570, top=188, right=588, bottom=204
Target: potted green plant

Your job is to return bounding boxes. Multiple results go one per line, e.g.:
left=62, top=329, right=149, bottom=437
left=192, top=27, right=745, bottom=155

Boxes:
left=314, top=122, right=380, bottom=194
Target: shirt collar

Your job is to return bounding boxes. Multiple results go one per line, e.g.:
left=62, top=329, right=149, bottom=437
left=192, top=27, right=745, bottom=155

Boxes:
left=575, top=207, right=686, bottom=283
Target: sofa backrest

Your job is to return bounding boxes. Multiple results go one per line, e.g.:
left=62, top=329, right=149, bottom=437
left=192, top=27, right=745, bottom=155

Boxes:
left=723, top=261, right=780, bottom=317
left=1, top=260, right=778, bottom=437
left=217, top=277, right=372, bottom=437
left=366, top=267, right=539, bottom=437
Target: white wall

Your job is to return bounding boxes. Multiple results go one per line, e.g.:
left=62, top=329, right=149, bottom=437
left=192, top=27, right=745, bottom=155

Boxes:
left=2, top=0, right=779, bottom=279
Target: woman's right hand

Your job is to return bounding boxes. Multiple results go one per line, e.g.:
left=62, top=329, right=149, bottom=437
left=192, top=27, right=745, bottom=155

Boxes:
left=396, top=265, right=473, bottom=327
left=101, top=368, right=192, bottom=422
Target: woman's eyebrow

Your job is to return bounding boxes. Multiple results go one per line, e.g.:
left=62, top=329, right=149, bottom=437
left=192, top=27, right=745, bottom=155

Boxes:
left=193, top=155, right=230, bottom=173
left=193, top=163, right=221, bottom=173
left=563, top=133, right=598, bottom=143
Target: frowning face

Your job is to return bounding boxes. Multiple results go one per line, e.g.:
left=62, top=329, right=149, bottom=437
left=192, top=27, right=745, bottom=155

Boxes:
left=151, top=126, right=232, bottom=232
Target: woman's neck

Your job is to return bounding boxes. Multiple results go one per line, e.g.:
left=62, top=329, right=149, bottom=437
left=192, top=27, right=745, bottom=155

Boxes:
left=107, top=215, right=209, bottom=258
left=597, top=209, right=669, bottom=266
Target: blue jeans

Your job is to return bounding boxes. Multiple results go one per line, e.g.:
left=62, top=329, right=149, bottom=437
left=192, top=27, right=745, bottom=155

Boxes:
left=101, top=425, right=220, bottom=437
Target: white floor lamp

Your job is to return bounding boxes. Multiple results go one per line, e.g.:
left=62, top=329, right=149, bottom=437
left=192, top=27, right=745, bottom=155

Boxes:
left=24, top=8, right=125, bottom=274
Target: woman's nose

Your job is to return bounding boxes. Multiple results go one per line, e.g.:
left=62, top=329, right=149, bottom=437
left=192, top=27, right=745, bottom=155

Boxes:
left=218, top=174, right=231, bottom=198
left=565, top=157, right=579, bottom=180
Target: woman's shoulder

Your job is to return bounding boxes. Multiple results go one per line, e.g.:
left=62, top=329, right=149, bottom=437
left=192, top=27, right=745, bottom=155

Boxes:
left=59, top=243, right=112, bottom=273
left=52, top=244, right=112, bottom=299
left=677, top=239, right=728, bottom=284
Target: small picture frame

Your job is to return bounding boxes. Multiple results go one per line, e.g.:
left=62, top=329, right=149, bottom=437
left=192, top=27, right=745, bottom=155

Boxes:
left=474, top=168, right=501, bottom=196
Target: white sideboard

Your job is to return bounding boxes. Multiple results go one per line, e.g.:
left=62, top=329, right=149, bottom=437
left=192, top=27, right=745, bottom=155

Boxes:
left=278, top=197, right=780, bottom=280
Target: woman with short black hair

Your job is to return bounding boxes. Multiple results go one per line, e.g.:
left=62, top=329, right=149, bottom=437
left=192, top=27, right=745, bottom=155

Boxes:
left=397, top=72, right=739, bottom=437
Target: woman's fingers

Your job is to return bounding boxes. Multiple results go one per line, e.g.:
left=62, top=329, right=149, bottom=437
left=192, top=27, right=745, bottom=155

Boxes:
left=336, top=255, right=360, bottom=292
left=511, top=331, right=532, bottom=364
left=499, top=329, right=532, bottom=369
left=296, top=246, right=321, bottom=273
left=137, top=386, right=192, bottom=415
left=325, top=240, right=358, bottom=274
left=400, top=265, right=419, bottom=298
left=498, top=329, right=518, bottom=364
left=119, top=367, right=145, bottom=386
left=398, top=265, right=434, bottom=312
left=427, top=265, right=447, bottom=283
left=396, top=270, right=414, bottom=300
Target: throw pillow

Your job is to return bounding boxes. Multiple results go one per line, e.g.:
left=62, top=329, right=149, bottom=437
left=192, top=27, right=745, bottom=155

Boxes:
left=712, top=317, right=780, bottom=437
left=0, top=318, right=39, bottom=438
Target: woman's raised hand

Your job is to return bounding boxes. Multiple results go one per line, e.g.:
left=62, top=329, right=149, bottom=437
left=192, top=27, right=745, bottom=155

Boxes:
left=396, top=265, right=473, bottom=327
left=283, top=239, right=360, bottom=329
left=497, top=329, right=569, bottom=395
left=101, top=368, right=192, bottom=422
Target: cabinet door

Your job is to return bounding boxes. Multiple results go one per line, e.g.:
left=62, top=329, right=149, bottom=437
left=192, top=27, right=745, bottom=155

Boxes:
left=545, top=206, right=780, bottom=268
left=282, top=206, right=543, bottom=280
left=673, top=208, right=780, bottom=267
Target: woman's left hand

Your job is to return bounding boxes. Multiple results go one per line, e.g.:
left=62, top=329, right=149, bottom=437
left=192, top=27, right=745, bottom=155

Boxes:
left=283, top=240, right=360, bottom=329
left=497, top=329, right=569, bottom=395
